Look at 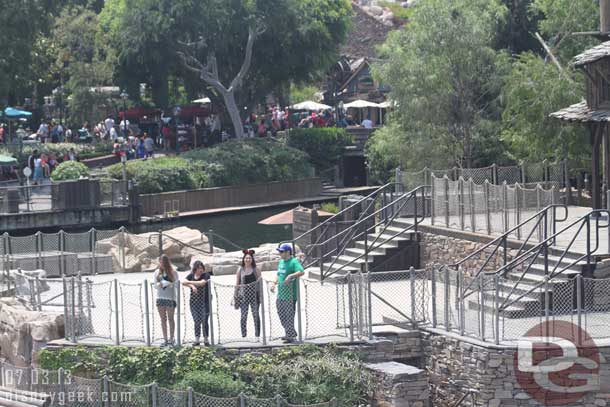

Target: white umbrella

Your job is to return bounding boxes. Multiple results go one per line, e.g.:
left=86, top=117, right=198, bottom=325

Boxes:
left=378, top=100, right=394, bottom=108
left=290, top=100, right=331, bottom=111
left=343, top=99, right=381, bottom=109
left=192, top=97, right=211, bottom=104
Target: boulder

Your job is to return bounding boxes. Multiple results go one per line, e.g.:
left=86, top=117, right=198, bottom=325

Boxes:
left=369, top=5, right=383, bottom=15
left=0, top=298, right=64, bottom=366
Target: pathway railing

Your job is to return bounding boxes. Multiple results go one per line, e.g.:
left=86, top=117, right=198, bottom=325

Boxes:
left=0, top=360, right=338, bottom=407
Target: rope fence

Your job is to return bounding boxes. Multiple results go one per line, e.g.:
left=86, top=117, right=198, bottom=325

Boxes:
left=0, top=361, right=338, bottom=407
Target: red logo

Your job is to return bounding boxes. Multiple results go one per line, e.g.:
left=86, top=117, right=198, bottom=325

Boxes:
left=514, top=320, right=600, bottom=405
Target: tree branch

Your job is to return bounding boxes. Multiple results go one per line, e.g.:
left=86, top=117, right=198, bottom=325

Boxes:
left=534, top=32, right=572, bottom=82
left=229, top=26, right=257, bottom=91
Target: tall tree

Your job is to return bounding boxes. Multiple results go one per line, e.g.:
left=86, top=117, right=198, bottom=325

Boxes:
left=370, top=0, right=509, bottom=175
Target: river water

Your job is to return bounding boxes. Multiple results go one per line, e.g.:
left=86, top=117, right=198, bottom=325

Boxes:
left=132, top=205, right=296, bottom=250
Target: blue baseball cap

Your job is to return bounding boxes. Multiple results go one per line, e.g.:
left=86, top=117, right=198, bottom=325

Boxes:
left=276, top=243, right=293, bottom=253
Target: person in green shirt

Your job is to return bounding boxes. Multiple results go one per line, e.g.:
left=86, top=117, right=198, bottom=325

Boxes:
left=271, top=243, right=304, bottom=343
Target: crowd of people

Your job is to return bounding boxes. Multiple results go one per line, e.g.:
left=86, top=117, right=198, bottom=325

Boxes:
left=153, top=243, right=304, bottom=347
left=26, top=148, right=79, bottom=184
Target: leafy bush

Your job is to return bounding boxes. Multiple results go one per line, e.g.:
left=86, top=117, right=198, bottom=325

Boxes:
left=177, top=371, right=246, bottom=397
left=320, top=202, right=339, bottom=214
left=37, top=345, right=373, bottom=405
left=50, top=160, right=90, bottom=181
left=0, top=142, right=113, bottom=167
left=286, top=128, right=351, bottom=173
left=379, top=1, right=414, bottom=21
left=107, top=157, right=196, bottom=194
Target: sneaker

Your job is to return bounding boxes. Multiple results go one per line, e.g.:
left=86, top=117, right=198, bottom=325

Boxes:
left=282, top=337, right=294, bottom=344
left=169, top=339, right=176, bottom=346
left=160, top=340, right=169, bottom=347
left=192, top=342, right=200, bottom=347
left=203, top=338, right=210, bottom=346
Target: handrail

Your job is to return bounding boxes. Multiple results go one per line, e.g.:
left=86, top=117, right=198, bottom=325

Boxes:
left=452, top=204, right=568, bottom=268
left=293, top=182, right=395, bottom=242
left=322, top=186, right=428, bottom=280
left=204, top=230, right=243, bottom=251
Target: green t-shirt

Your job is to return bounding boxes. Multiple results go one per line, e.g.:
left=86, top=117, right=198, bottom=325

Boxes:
left=277, top=257, right=304, bottom=301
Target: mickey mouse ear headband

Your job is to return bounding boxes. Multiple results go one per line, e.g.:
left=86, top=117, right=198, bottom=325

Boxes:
left=242, top=249, right=255, bottom=255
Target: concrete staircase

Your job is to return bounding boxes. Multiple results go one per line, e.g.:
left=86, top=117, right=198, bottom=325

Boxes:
left=308, top=218, right=418, bottom=281
left=469, top=250, right=588, bottom=318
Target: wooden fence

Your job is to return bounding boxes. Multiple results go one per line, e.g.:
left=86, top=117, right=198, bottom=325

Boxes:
left=139, top=178, right=323, bottom=216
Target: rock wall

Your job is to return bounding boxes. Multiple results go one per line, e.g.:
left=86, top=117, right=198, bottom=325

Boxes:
left=423, top=331, right=610, bottom=407
left=419, top=232, right=512, bottom=275
left=0, top=299, right=64, bottom=366
left=366, top=361, right=429, bottom=407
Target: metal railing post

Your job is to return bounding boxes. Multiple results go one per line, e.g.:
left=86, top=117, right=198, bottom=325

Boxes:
left=431, top=174, right=436, bottom=225
left=444, top=267, right=450, bottom=331
left=469, top=179, right=475, bottom=231
left=296, top=279, right=303, bottom=343
left=479, top=273, right=485, bottom=341
left=259, top=279, right=267, bottom=346
left=537, top=186, right=543, bottom=241
left=458, top=178, right=464, bottom=230
left=113, top=279, right=120, bottom=345
left=188, top=387, right=194, bottom=407
left=62, top=277, right=70, bottom=341
left=431, top=266, right=437, bottom=328
left=35, top=231, right=41, bottom=269
left=444, top=176, right=450, bottom=227
left=367, top=272, right=373, bottom=340
left=59, top=368, right=66, bottom=402
left=494, top=274, right=500, bottom=345
left=458, top=271, right=465, bottom=336
left=151, top=383, right=158, bottom=407
left=70, top=277, right=77, bottom=342
left=59, top=230, right=65, bottom=277
left=544, top=275, right=550, bottom=338
left=491, top=163, right=498, bottom=185
left=502, top=182, right=508, bottom=233
left=176, top=282, right=181, bottom=346
left=119, top=227, right=126, bottom=273
left=91, top=228, right=97, bottom=274
left=239, top=393, right=246, bottom=407
left=209, top=279, right=215, bottom=345
left=484, top=181, right=491, bottom=235
left=347, top=275, right=354, bottom=342
left=395, top=167, right=401, bottom=193
left=144, top=280, right=151, bottom=346
left=410, top=266, right=416, bottom=323
left=515, top=184, right=522, bottom=240
left=103, top=376, right=110, bottom=407
left=576, top=274, right=583, bottom=346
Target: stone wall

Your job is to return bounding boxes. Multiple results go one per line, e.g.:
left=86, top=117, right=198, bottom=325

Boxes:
left=423, top=331, right=610, bottom=407
left=366, top=361, right=429, bottom=407
left=419, top=231, right=513, bottom=275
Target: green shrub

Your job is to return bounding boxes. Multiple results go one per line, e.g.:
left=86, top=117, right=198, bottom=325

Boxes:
left=320, top=202, right=339, bottom=214
left=50, top=160, right=90, bottom=181
left=182, top=138, right=314, bottom=187
left=379, top=1, right=414, bottom=21
left=107, top=157, right=196, bottom=194
left=177, top=371, right=246, bottom=397
left=286, top=128, right=351, bottom=173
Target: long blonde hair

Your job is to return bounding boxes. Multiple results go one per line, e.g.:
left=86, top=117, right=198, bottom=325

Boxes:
left=158, top=254, right=176, bottom=282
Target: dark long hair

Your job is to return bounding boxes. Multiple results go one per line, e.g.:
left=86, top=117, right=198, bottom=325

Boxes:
left=191, top=260, right=205, bottom=274
left=241, top=249, right=256, bottom=268
left=158, top=254, right=175, bottom=282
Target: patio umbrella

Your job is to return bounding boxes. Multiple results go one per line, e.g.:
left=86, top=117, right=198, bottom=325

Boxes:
left=3, top=107, right=32, bottom=118
left=289, top=101, right=332, bottom=111
left=258, top=207, right=333, bottom=225
left=343, top=100, right=381, bottom=109
left=0, top=154, right=16, bottom=166
left=192, top=97, right=211, bottom=104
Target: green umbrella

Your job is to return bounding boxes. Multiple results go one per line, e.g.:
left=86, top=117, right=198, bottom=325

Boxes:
left=0, top=154, right=17, bottom=166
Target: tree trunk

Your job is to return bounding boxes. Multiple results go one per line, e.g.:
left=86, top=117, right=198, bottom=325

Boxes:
left=222, top=90, right=244, bottom=139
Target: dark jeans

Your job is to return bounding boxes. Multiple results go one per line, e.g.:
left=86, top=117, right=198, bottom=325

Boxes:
left=190, top=300, right=210, bottom=338
left=240, top=295, right=260, bottom=337
left=277, top=299, right=297, bottom=338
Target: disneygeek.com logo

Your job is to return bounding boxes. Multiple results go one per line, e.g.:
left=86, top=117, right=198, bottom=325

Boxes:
left=514, top=320, right=601, bottom=406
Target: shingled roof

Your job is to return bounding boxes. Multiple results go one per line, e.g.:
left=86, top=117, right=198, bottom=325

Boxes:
left=573, top=41, right=610, bottom=67
left=550, top=101, right=610, bottom=122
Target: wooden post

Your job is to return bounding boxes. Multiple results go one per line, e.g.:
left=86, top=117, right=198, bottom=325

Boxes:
left=602, top=0, right=610, bottom=33
left=592, top=123, right=603, bottom=209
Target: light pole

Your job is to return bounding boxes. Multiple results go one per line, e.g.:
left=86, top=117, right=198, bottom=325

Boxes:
left=120, top=90, right=129, bottom=137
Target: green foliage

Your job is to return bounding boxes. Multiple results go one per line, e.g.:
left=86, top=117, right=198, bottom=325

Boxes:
left=177, top=371, right=246, bottom=397
left=501, top=53, right=588, bottom=162
left=320, top=202, right=339, bottom=214
left=182, top=139, right=314, bottom=188
left=372, top=0, right=510, bottom=181
left=50, top=161, right=90, bottom=181
left=289, top=83, right=321, bottom=104
left=379, top=1, right=414, bottom=21
left=36, top=345, right=372, bottom=405
left=107, top=157, right=196, bottom=194
left=0, top=143, right=110, bottom=167
left=286, top=128, right=351, bottom=172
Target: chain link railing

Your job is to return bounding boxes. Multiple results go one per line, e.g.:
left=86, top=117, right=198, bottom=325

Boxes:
left=397, top=160, right=568, bottom=191
left=431, top=175, right=560, bottom=240
left=0, top=361, right=338, bottom=407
